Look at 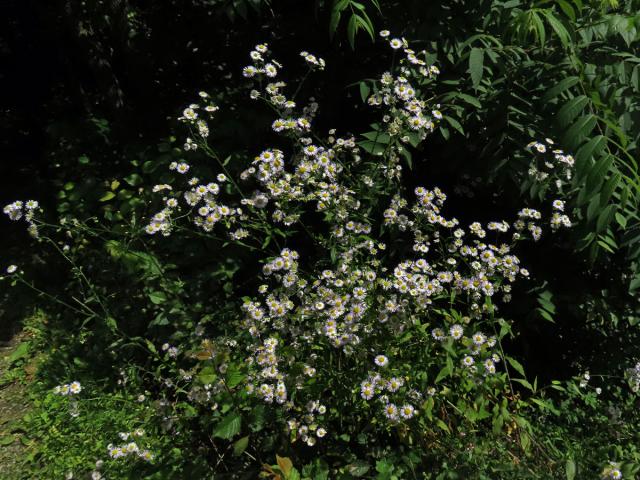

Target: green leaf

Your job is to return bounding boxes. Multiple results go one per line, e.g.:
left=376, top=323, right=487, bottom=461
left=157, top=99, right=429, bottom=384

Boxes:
left=566, top=459, right=576, bottom=480
left=444, top=116, right=464, bottom=135
left=288, top=468, right=301, bottom=480
left=8, top=342, right=30, bottom=364
left=615, top=212, right=628, bottom=228
left=346, top=462, right=370, bottom=477
left=557, top=95, right=589, bottom=127
left=226, top=367, right=246, bottom=388
left=124, top=173, right=143, bottom=187
left=453, top=92, right=482, bottom=108
left=214, top=412, right=242, bottom=439
left=543, top=10, right=570, bottom=48
left=359, top=81, right=370, bottom=103
left=512, top=378, right=534, bottom=391
left=436, top=418, right=450, bottom=433
left=531, top=11, right=546, bottom=46
left=99, top=191, right=116, bottom=202
left=596, top=205, right=617, bottom=232
left=506, top=356, right=526, bottom=377
left=543, top=76, right=579, bottom=101
left=562, top=114, right=597, bottom=150
left=329, top=0, right=349, bottom=40
left=198, top=366, right=217, bottom=385
left=576, top=135, right=607, bottom=181
left=557, top=0, right=576, bottom=21
left=469, top=48, right=485, bottom=87
left=600, top=172, right=621, bottom=207
left=233, top=436, right=249, bottom=456
left=347, top=14, right=358, bottom=49
left=358, top=140, right=386, bottom=155
left=148, top=291, right=167, bottom=305
left=361, top=131, right=391, bottom=143
left=585, top=155, right=613, bottom=197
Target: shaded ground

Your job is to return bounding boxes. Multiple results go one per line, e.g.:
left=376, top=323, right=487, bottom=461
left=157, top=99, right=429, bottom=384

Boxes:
left=0, top=331, right=35, bottom=478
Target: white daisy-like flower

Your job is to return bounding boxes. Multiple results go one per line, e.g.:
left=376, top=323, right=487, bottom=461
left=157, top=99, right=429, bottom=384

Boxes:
left=69, top=381, right=82, bottom=394
left=374, top=355, right=389, bottom=367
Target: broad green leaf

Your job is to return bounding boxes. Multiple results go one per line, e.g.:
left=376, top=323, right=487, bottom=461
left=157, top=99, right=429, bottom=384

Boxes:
left=562, top=114, right=597, bottom=150
left=358, top=140, right=386, bottom=155
left=233, top=436, right=249, bottom=456
left=458, top=93, right=481, bottom=108
left=557, top=95, right=589, bottom=127
left=576, top=135, right=607, bottom=181
left=543, top=76, right=579, bottom=101
left=99, top=191, right=116, bottom=202
left=586, top=194, right=602, bottom=221
left=585, top=155, right=613, bottom=197
left=148, top=291, right=167, bottom=305
left=600, top=172, right=621, bottom=206
left=444, top=116, right=464, bottom=135
left=124, top=173, right=143, bottom=187
left=596, top=205, right=617, bottom=233
left=359, top=81, right=370, bottom=103
left=198, top=366, right=217, bottom=385
left=226, top=367, right=246, bottom=388
left=469, top=48, right=485, bottom=87
left=214, top=412, right=241, bottom=439
left=361, top=131, right=391, bottom=143
left=615, top=212, right=628, bottom=228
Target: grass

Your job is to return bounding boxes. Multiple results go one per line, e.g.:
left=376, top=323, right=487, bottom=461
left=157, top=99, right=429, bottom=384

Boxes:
left=0, top=330, right=37, bottom=478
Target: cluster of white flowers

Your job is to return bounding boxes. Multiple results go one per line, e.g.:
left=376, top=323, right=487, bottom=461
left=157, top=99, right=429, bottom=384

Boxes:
left=107, top=429, right=153, bottom=462
left=53, top=381, right=82, bottom=395
left=366, top=33, right=441, bottom=145
left=359, top=360, right=420, bottom=423
left=3, top=199, right=40, bottom=238
left=140, top=34, right=577, bottom=444
left=526, top=138, right=575, bottom=186
left=300, top=51, right=326, bottom=70
left=178, top=91, right=219, bottom=139
left=146, top=167, right=240, bottom=236
left=285, top=400, right=328, bottom=447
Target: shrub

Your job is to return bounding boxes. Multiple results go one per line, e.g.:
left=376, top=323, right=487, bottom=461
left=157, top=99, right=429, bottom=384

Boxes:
left=3, top=30, right=639, bottom=480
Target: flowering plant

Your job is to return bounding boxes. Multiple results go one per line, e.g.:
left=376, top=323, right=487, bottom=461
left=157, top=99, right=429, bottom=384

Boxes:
left=5, top=31, right=611, bottom=479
